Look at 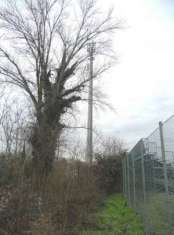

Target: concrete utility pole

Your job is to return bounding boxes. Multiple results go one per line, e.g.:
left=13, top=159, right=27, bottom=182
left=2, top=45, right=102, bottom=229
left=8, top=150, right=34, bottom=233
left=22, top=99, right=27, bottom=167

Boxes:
left=86, top=42, right=95, bottom=165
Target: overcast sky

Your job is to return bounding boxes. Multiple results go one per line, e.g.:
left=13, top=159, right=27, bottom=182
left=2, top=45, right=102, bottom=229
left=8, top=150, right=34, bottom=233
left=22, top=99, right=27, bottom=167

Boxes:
left=2, top=0, right=172, bottom=151
left=93, top=0, right=174, bottom=148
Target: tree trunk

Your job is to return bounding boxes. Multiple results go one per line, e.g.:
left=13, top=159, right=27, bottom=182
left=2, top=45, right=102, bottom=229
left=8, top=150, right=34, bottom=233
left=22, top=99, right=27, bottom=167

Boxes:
left=31, top=121, right=59, bottom=178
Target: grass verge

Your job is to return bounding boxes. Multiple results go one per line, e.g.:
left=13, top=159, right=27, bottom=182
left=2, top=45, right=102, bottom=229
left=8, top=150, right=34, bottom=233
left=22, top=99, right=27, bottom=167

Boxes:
left=81, top=194, right=145, bottom=235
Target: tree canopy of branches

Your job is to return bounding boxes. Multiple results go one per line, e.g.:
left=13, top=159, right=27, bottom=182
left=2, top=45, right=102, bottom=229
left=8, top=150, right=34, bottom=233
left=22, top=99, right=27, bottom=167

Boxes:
left=0, top=0, right=119, bottom=176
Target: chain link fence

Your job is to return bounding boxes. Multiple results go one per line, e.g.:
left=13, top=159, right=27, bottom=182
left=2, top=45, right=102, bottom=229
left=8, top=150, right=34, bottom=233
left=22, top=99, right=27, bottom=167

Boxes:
left=123, top=115, right=174, bottom=235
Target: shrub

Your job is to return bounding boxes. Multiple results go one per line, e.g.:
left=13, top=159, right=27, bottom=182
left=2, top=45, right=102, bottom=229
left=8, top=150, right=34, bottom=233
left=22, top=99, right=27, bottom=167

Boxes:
left=0, top=153, right=32, bottom=187
left=29, top=159, right=99, bottom=235
left=0, top=184, right=40, bottom=235
left=94, top=153, right=123, bottom=195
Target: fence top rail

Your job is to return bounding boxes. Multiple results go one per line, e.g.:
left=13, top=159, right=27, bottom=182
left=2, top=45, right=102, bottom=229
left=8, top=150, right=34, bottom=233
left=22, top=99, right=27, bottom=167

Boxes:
left=148, top=115, right=174, bottom=139
left=129, top=115, right=174, bottom=157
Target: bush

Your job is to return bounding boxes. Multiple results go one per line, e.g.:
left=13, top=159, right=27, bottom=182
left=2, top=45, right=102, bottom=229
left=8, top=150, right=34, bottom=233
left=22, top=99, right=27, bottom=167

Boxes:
left=0, top=154, right=20, bottom=186
left=94, top=153, right=123, bottom=195
left=0, top=184, right=41, bottom=235
left=0, top=153, right=31, bottom=187
left=0, top=152, right=126, bottom=235
left=0, top=158, right=100, bottom=235
left=37, top=159, right=99, bottom=235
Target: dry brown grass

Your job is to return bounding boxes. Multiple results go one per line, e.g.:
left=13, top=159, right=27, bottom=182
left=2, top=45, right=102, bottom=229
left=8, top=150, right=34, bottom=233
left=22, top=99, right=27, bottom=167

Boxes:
left=0, top=158, right=99, bottom=235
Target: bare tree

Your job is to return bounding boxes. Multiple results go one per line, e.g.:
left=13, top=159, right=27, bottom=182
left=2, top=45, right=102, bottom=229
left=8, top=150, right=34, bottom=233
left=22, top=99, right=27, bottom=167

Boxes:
left=0, top=99, right=28, bottom=155
left=0, top=0, right=119, bottom=176
left=94, top=131, right=126, bottom=156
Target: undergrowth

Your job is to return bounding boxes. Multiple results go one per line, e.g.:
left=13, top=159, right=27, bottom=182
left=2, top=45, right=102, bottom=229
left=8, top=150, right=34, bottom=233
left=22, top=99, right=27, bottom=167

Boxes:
left=81, top=194, right=145, bottom=235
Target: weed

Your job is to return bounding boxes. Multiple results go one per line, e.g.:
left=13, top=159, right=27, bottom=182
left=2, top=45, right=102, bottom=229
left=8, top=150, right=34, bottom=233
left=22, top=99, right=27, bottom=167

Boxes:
left=81, top=195, right=145, bottom=235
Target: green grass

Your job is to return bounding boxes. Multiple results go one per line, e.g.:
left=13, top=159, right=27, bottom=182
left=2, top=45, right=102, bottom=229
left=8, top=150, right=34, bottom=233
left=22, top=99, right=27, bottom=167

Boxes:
left=81, top=195, right=145, bottom=235
left=144, top=193, right=174, bottom=235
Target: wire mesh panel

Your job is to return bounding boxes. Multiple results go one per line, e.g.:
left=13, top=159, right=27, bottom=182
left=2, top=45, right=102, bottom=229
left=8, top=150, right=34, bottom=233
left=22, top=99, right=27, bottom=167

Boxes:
left=123, top=116, right=174, bottom=235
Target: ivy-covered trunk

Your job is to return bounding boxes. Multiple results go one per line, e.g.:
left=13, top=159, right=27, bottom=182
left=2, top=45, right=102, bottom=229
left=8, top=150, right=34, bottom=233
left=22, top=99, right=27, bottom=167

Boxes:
left=30, top=100, right=62, bottom=178
left=31, top=125, right=58, bottom=177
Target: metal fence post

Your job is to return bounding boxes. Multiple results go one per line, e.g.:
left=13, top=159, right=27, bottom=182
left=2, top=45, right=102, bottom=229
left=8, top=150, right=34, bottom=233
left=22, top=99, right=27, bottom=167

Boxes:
left=140, top=139, right=150, bottom=234
left=122, top=158, right=125, bottom=196
left=124, top=157, right=127, bottom=198
left=127, top=154, right=131, bottom=204
left=124, top=157, right=127, bottom=197
left=141, top=139, right=146, bottom=203
left=159, top=121, right=171, bottom=234
left=159, top=122, right=169, bottom=196
left=132, top=153, right=136, bottom=208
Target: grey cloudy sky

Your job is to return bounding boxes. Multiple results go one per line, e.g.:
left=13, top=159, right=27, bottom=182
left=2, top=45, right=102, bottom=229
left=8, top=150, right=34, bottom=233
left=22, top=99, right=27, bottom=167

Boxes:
left=1, top=0, right=172, bottom=151
left=94, top=0, right=174, bottom=148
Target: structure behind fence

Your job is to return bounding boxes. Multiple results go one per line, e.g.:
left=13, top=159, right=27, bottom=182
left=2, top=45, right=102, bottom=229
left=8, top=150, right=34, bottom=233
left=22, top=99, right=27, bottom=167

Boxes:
left=123, top=115, right=174, bottom=235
